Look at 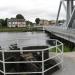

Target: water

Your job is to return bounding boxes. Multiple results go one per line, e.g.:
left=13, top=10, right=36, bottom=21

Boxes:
left=0, top=32, right=61, bottom=75
left=0, top=32, right=50, bottom=49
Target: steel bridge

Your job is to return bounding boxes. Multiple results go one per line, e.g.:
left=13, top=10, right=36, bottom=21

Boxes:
left=45, top=0, right=75, bottom=44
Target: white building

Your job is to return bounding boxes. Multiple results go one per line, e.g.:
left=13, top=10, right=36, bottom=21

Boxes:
left=7, top=18, right=26, bottom=27
left=39, top=20, right=49, bottom=26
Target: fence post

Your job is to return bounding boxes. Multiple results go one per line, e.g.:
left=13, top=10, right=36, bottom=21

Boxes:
left=56, top=40, right=58, bottom=53
left=42, top=50, right=44, bottom=75
left=2, top=50, right=5, bottom=75
left=61, top=43, right=64, bottom=69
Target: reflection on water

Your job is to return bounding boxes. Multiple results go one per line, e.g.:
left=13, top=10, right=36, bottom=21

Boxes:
left=0, top=32, right=50, bottom=49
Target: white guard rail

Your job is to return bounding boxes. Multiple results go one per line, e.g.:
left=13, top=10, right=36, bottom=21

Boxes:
left=0, top=39, right=63, bottom=75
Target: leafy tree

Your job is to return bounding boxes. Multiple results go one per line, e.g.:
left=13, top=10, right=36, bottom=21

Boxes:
left=16, top=14, right=24, bottom=19
left=30, top=22, right=33, bottom=26
left=0, top=23, right=2, bottom=27
left=0, top=19, right=5, bottom=27
left=26, top=21, right=33, bottom=26
left=4, top=18, right=8, bottom=27
left=0, top=18, right=8, bottom=27
left=35, top=18, right=40, bottom=24
left=26, top=21, right=30, bottom=25
left=58, top=20, right=65, bottom=23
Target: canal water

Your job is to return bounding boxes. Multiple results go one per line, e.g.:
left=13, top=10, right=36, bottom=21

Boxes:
left=0, top=31, right=50, bottom=49
left=0, top=32, right=61, bottom=75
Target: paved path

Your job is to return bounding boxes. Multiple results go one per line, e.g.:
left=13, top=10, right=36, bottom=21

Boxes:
left=52, top=52, right=75, bottom=75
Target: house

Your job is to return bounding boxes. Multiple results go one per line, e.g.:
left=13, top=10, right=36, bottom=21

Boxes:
left=39, top=20, right=49, bottom=26
left=49, top=20, right=56, bottom=25
left=7, top=18, right=26, bottom=27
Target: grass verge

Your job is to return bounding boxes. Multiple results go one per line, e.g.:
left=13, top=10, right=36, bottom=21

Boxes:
left=0, top=27, right=43, bottom=32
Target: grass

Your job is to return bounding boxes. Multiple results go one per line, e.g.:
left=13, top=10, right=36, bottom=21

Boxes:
left=50, top=48, right=56, bottom=52
left=0, top=27, right=43, bottom=32
left=49, top=45, right=74, bottom=52
left=64, top=46, right=71, bottom=52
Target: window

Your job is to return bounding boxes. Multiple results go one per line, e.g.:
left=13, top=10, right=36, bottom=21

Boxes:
left=13, top=22, right=15, bottom=24
left=9, top=22, right=11, bottom=25
left=15, top=22, right=17, bottom=24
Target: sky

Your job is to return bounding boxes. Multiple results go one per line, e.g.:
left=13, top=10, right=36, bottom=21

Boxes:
left=0, top=0, right=66, bottom=22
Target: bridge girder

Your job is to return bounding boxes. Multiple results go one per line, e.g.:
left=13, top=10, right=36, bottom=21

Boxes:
left=56, top=0, right=75, bottom=28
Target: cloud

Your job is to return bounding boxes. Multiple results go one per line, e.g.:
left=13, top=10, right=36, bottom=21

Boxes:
left=0, top=0, right=65, bottom=22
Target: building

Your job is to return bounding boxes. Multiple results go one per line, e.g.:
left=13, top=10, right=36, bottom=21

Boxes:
left=49, top=20, right=56, bottom=25
left=39, top=20, right=49, bottom=26
left=7, top=18, right=26, bottom=27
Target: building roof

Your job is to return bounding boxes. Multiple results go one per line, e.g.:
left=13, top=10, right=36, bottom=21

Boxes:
left=8, top=18, right=25, bottom=22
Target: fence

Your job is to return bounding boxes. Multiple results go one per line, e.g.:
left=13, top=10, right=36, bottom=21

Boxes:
left=0, top=39, right=63, bottom=75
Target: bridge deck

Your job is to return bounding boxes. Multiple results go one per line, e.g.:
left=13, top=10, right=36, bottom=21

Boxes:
left=45, top=26, right=75, bottom=43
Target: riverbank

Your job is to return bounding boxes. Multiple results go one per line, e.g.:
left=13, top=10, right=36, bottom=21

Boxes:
left=0, top=27, right=43, bottom=32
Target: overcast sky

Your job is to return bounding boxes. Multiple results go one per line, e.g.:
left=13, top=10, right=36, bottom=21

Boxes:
left=0, top=0, right=66, bottom=22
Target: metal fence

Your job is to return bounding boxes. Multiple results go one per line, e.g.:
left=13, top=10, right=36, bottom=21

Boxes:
left=0, top=39, right=63, bottom=75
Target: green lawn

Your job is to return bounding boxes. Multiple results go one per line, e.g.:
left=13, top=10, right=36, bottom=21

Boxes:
left=64, top=46, right=71, bottom=52
left=0, top=27, right=42, bottom=32
left=49, top=45, right=74, bottom=52
left=0, top=27, right=26, bottom=32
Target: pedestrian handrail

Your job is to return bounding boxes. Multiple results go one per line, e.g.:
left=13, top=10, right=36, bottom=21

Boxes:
left=0, top=39, right=63, bottom=75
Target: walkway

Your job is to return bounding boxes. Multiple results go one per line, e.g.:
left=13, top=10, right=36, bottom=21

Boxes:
left=52, top=52, right=75, bottom=75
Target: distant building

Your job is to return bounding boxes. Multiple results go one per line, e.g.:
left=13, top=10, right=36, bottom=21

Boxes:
left=7, top=18, right=26, bottom=27
left=49, top=20, right=56, bottom=25
left=39, top=20, right=49, bottom=26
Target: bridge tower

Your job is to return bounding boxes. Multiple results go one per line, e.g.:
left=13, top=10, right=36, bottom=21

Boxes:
left=56, top=0, right=75, bottom=28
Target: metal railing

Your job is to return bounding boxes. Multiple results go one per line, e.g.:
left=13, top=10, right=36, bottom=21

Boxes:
left=0, top=39, right=63, bottom=75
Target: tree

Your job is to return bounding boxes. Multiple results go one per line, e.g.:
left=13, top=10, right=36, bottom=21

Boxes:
left=26, top=21, right=33, bottom=26
left=0, top=19, right=5, bottom=27
left=0, top=18, right=8, bottom=27
left=58, top=20, right=65, bottom=23
left=4, top=18, right=8, bottom=27
left=35, top=18, right=40, bottom=24
left=16, top=14, right=24, bottom=19
left=26, top=21, right=30, bottom=25
left=30, top=22, right=33, bottom=26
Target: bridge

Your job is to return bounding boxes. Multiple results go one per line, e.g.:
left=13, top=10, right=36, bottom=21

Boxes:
left=45, top=26, right=75, bottom=43
left=45, top=0, right=75, bottom=44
